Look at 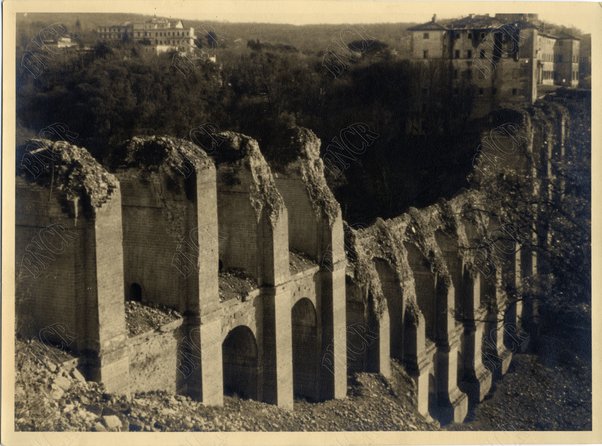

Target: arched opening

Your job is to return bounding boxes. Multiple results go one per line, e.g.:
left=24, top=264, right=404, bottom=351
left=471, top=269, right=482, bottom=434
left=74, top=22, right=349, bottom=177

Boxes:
left=365, top=293, right=383, bottom=373
left=374, top=258, right=404, bottom=360
left=129, top=283, right=142, bottom=302
left=292, top=298, right=319, bottom=401
left=222, top=326, right=258, bottom=400
left=346, top=278, right=369, bottom=374
left=435, top=230, right=463, bottom=323
left=218, top=259, right=224, bottom=273
left=404, top=242, right=437, bottom=341
left=428, top=372, right=438, bottom=418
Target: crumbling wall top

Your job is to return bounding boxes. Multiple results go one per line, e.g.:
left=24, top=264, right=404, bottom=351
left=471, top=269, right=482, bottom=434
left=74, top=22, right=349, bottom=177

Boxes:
left=212, top=131, right=285, bottom=224
left=263, top=127, right=341, bottom=225
left=345, top=216, right=416, bottom=316
left=17, top=139, right=118, bottom=217
left=109, top=135, right=213, bottom=173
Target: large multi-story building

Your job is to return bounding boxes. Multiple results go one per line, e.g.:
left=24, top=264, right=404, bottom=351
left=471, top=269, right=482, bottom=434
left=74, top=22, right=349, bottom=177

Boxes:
left=97, top=17, right=196, bottom=53
left=408, top=14, right=580, bottom=118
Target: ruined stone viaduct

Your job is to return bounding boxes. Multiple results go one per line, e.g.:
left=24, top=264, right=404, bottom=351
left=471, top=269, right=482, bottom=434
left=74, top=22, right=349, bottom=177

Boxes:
left=15, top=96, right=573, bottom=424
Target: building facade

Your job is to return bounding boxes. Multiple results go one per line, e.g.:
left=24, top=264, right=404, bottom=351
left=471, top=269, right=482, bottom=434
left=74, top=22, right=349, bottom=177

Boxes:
left=408, top=14, right=580, bottom=117
left=97, top=17, right=196, bottom=53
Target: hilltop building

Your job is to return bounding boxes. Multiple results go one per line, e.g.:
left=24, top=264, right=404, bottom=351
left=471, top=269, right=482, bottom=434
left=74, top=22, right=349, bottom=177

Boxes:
left=408, top=13, right=580, bottom=118
left=97, top=17, right=196, bottom=53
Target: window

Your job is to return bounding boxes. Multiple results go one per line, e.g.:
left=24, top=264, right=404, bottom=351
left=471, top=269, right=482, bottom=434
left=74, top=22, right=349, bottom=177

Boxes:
left=512, top=88, right=518, bottom=95
left=467, top=49, right=472, bottom=58
left=423, top=50, right=429, bottom=59
left=558, top=54, right=563, bottom=63
left=480, top=49, right=486, bottom=59
left=129, top=283, right=142, bottom=302
left=468, top=32, right=472, bottom=38
left=492, top=87, right=497, bottom=95
left=453, top=69, right=459, bottom=79
left=423, top=32, right=430, bottom=39
left=466, top=69, right=472, bottom=79
left=478, top=88, right=484, bottom=96
left=454, top=49, right=460, bottom=59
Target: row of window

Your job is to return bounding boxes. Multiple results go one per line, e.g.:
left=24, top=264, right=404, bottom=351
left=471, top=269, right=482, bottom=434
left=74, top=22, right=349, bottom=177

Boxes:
left=98, top=27, right=128, bottom=32
left=155, top=40, right=189, bottom=46
left=98, top=28, right=189, bottom=38
left=152, top=31, right=188, bottom=37
left=422, top=31, right=487, bottom=40
left=422, top=48, right=489, bottom=59
left=135, top=31, right=189, bottom=38
left=454, top=49, right=487, bottom=59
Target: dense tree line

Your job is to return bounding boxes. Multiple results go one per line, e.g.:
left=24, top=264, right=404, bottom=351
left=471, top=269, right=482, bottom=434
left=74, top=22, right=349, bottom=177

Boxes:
left=17, top=39, right=480, bottom=223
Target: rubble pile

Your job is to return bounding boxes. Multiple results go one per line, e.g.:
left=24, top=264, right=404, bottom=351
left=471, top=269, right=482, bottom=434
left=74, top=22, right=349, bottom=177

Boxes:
left=125, top=301, right=182, bottom=337
left=17, top=139, right=118, bottom=217
left=289, top=250, right=318, bottom=275
left=15, top=338, right=130, bottom=432
left=447, top=333, right=591, bottom=431
left=109, top=136, right=212, bottom=174
left=15, top=337, right=436, bottom=431
left=218, top=269, right=258, bottom=302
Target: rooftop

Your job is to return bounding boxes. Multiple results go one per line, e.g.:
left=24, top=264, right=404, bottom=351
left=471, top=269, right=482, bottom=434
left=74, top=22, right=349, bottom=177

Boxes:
left=408, top=13, right=572, bottom=37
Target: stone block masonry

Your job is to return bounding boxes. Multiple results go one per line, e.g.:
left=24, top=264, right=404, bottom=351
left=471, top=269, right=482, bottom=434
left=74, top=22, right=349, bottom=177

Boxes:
left=15, top=97, right=567, bottom=421
left=16, top=140, right=129, bottom=394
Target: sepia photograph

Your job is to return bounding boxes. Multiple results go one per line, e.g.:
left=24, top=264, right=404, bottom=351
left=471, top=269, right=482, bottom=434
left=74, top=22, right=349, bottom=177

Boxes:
left=1, top=0, right=600, bottom=444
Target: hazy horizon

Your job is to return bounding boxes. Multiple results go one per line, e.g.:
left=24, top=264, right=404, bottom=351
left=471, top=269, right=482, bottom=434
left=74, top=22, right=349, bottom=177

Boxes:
left=18, top=1, right=598, bottom=34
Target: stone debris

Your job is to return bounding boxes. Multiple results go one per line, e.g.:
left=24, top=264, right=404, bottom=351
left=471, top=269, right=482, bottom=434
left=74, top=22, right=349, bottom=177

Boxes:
left=219, top=269, right=257, bottom=302
left=17, top=139, right=118, bottom=217
left=109, top=135, right=212, bottom=173
left=71, top=368, right=86, bottom=382
left=446, top=333, right=591, bottom=431
left=15, top=337, right=436, bottom=432
left=289, top=250, right=317, bottom=275
left=125, top=301, right=182, bottom=337
left=102, top=415, right=123, bottom=431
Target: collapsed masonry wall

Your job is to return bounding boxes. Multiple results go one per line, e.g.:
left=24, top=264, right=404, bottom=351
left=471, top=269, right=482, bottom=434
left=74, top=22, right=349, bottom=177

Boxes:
left=109, top=136, right=217, bottom=313
left=211, top=132, right=289, bottom=285
left=109, top=136, right=222, bottom=403
left=264, top=127, right=347, bottom=400
left=342, top=94, right=573, bottom=423
left=16, top=139, right=129, bottom=393
left=209, top=131, right=293, bottom=408
left=127, top=319, right=183, bottom=394
left=14, top=93, right=573, bottom=421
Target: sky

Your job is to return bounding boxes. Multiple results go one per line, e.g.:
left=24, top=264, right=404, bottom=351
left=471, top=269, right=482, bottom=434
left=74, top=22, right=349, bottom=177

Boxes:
left=16, top=0, right=600, bottom=34
left=128, top=1, right=598, bottom=33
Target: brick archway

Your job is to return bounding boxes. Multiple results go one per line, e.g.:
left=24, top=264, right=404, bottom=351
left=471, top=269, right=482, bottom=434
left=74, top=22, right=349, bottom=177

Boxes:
left=222, top=325, right=258, bottom=400
left=292, top=298, right=319, bottom=401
